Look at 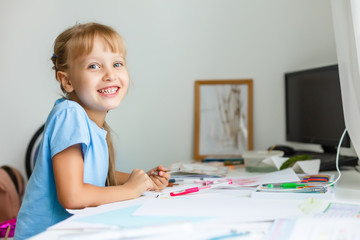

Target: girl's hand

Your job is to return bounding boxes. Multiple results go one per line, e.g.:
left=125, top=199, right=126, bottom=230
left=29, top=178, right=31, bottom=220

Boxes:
left=147, top=165, right=171, bottom=190
left=124, top=169, right=154, bottom=197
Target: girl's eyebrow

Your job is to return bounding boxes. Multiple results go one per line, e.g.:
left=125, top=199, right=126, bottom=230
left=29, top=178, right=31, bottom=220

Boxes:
left=81, top=58, right=98, bottom=65
left=79, top=52, right=125, bottom=63
left=114, top=54, right=125, bottom=60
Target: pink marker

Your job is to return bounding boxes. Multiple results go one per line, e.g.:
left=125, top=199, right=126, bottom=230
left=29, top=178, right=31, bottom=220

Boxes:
left=170, top=180, right=232, bottom=197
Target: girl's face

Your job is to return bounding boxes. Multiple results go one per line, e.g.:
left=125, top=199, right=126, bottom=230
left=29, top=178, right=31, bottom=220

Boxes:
left=62, top=36, right=129, bottom=123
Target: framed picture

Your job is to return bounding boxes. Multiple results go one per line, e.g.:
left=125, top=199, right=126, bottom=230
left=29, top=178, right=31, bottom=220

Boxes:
left=194, top=79, right=253, bottom=160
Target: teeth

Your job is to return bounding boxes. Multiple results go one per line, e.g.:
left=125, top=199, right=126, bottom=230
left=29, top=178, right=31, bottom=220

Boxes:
left=98, top=87, right=118, bottom=94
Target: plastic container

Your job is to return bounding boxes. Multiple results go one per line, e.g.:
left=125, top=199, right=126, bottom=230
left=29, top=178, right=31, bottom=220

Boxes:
left=243, top=150, right=284, bottom=172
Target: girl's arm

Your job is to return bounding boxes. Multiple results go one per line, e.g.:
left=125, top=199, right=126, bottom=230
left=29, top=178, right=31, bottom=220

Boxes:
left=115, top=171, right=130, bottom=185
left=53, top=144, right=153, bottom=209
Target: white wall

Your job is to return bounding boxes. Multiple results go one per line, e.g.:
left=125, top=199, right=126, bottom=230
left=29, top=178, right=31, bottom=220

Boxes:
left=0, top=0, right=339, bottom=176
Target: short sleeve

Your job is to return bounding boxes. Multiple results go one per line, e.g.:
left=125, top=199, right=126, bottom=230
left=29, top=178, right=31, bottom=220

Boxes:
left=46, top=107, right=90, bottom=158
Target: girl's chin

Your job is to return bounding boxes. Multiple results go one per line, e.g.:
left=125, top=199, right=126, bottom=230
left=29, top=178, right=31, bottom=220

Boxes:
left=105, top=103, right=122, bottom=111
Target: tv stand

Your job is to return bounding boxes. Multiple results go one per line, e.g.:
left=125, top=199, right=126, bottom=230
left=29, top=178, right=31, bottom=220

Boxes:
left=293, top=150, right=358, bottom=171
left=321, top=145, right=337, bottom=154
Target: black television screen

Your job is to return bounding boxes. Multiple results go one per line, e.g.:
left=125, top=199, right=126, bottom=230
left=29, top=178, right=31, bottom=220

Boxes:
left=285, top=64, right=350, bottom=152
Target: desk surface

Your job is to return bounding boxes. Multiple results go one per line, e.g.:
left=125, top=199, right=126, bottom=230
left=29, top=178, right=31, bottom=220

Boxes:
left=325, top=168, right=360, bottom=203
left=228, top=167, right=360, bottom=203
left=30, top=167, right=360, bottom=240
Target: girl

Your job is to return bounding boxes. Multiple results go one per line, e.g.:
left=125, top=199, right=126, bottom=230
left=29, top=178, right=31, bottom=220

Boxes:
left=15, top=22, right=170, bottom=239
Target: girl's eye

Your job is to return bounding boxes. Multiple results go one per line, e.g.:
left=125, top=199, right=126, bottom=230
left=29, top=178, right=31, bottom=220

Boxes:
left=88, top=64, right=100, bottom=69
left=114, top=62, right=123, bottom=68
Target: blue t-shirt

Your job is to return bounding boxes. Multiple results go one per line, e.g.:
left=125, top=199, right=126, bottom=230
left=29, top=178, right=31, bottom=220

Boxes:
left=15, top=99, right=109, bottom=240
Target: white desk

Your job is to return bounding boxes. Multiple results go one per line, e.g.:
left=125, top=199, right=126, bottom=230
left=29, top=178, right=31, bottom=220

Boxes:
left=327, top=168, right=360, bottom=203
left=229, top=167, right=360, bottom=203
left=30, top=167, right=360, bottom=240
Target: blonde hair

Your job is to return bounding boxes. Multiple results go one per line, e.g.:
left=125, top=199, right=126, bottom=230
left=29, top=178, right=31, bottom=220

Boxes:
left=51, top=22, right=126, bottom=186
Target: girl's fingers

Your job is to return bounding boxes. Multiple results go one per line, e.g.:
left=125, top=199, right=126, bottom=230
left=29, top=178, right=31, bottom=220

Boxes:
left=159, top=171, right=170, bottom=180
left=150, top=175, right=168, bottom=190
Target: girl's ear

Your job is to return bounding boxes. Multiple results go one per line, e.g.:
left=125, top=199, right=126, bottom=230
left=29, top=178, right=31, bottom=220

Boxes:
left=57, top=71, right=74, bottom=93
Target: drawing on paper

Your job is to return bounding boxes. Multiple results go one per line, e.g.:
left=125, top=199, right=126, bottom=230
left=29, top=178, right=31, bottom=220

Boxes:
left=194, top=80, right=253, bottom=160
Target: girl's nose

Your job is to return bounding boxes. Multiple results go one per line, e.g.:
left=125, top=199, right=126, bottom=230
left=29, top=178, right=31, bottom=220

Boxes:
left=103, top=67, right=116, bottom=82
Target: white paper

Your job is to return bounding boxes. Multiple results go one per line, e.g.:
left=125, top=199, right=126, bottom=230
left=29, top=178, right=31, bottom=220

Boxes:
left=50, top=198, right=149, bottom=230
left=292, top=159, right=320, bottom=174
left=263, top=156, right=288, bottom=169
left=289, top=218, right=360, bottom=240
left=156, top=168, right=300, bottom=199
left=244, top=168, right=300, bottom=185
left=133, top=195, right=306, bottom=221
left=213, top=168, right=300, bottom=187
left=262, top=157, right=321, bottom=174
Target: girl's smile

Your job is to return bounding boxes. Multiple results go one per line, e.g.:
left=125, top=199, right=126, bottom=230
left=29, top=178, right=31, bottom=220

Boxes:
left=97, top=86, right=120, bottom=96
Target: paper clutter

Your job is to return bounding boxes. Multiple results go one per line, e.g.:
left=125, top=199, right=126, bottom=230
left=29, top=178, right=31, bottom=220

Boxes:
left=263, top=157, right=320, bottom=174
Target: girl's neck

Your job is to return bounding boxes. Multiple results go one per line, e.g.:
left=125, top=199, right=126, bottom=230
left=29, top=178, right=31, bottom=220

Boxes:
left=67, top=97, right=107, bottom=129
left=85, top=110, right=107, bottom=129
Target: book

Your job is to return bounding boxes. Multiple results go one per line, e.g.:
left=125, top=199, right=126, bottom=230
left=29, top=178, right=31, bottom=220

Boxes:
left=167, top=162, right=229, bottom=178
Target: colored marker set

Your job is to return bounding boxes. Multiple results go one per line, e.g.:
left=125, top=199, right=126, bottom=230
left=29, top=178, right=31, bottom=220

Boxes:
left=267, top=183, right=319, bottom=189
left=259, top=184, right=327, bottom=193
left=251, top=174, right=335, bottom=200
left=301, top=174, right=329, bottom=183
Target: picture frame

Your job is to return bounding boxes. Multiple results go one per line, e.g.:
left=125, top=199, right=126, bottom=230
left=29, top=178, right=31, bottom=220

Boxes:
left=194, top=79, right=253, bottom=160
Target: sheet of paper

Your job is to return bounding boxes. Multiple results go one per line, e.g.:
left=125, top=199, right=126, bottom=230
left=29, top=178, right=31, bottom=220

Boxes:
left=50, top=196, right=158, bottom=230
left=155, top=168, right=300, bottom=199
left=267, top=218, right=360, bottom=240
left=147, top=219, right=272, bottom=240
left=263, top=156, right=287, bottom=169
left=50, top=200, right=142, bottom=230
left=51, top=204, right=211, bottom=231
left=74, top=205, right=210, bottom=227
left=292, top=159, right=320, bottom=174
left=133, top=195, right=306, bottom=221
left=250, top=168, right=300, bottom=185
left=262, top=157, right=321, bottom=174
left=169, top=162, right=229, bottom=177
left=204, top=168, right=300, bottom=187
left=317, top=202, right=360, bottom=218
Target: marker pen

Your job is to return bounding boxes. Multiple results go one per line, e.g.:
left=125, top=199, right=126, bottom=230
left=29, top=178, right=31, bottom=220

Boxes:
left=267, top=183, right=313, bottom=189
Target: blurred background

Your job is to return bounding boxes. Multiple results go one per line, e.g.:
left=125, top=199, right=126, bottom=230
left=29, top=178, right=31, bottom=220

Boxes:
left=0, top=0, right=342, bottom=177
